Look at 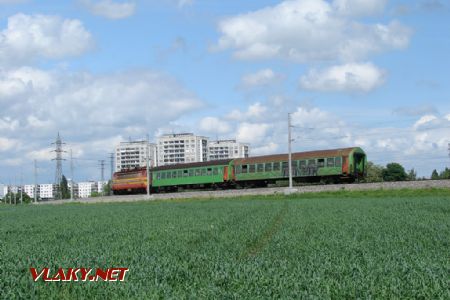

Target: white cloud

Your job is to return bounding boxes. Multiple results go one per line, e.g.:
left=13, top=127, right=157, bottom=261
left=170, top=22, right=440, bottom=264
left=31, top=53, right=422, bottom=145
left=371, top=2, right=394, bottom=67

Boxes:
left=0, top=67, right=204, bottom=179
left=300, top=62, right=385, bottom=92
left=333, top=0, right=387, bottom=17
left=413, top=114, right=438, bottom=129
left=199, top=117, right=231, bottom=134
left=239, top=68, right=283, bottom=88
left=0, top=137, right=20, bottom=152
left=237, top=122, right=272, bottom=144
left=227, top=102, right=268, bottom=121
left=0, top=14, right=93, bottom=66
left=81, top=0, right=136, bottom=19
left=215, top=0, right=411, bottom=63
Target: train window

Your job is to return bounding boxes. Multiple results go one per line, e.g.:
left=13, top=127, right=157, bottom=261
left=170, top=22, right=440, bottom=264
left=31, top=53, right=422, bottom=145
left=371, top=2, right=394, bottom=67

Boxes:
left=308, top=159, right=315, bottom=166
left=213, top=168, right=218, bottom=175
left=201, top=168, right=206, bottom=176
left=249, top=164, right=255, bottom=173
left=273, top=162, right=280, bottom=171
left=292, top=161, right=298, bottom=168
left=161, top=172, right=166, bottom=179
left=236, top=165, right=242, bottom=174
left=299, top=160, right=306, bottom=167
left=318, top=159, right=325, bottom=167
left=207, top=168, right=212, bottom=175
left=281, top=162, right=288, bottom=170
left=195, top=169, right=201, bottom=176
left=172, top=171, right=177, bottom=178
left=189, top=169, right=194, bottom=177
left=157, top=172, right=161, bottom=180
left=178, top=170, right=183, bottom=177
left=183, top=170, right=188, bottom=177
left=167, top=172, right=172, bottom=179
left=327, top=158, right=335, bottom=167
left=265, top=163, right=272, bottom=172
left=257, top=164, right=264, bottom=172
left=335, top=157, right=342, bottom=166
left=242, top=165, right=248, bottom=173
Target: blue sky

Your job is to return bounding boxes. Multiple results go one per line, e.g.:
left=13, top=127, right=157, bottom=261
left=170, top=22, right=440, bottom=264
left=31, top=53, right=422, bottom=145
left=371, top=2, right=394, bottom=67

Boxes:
left=0, top=0, right=449, bottom=184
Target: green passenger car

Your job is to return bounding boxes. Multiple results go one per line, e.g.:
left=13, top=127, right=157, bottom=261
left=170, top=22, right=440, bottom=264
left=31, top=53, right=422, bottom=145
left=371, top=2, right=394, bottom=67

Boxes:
left=233, top=147, right=366, bottom=185
left=151, top=159, right=234, bottom=191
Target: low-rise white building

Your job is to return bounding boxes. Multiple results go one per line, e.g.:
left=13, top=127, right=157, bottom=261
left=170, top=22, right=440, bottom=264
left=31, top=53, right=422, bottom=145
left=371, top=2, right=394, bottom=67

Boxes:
left=115, top=141, right=157, bottom=172
left=0, top=184, right=5, bottom=199
left=77, top=181, right=97, bottom=198
left=24, top=184, right=37, bottom=198
left=157, top=133, right=208, bottom=165
left=39, top=184, right=54, bottom=199
left=208, top=139, right=249, bottom=161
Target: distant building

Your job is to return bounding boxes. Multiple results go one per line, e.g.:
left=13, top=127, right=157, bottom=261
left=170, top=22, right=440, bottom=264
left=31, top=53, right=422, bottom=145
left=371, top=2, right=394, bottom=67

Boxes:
left=115, top=141, right=157, bottom=172
left=77, top=181, right=97, bottom=198
left=208, top=139, right=249, bottom=161
left=0, top=184, right=5, bottom=199
left=39, top=184, right=55, bottom=200
left=157, top=133, right=208, bottom=166
left=24, top=184, right=37, bottom=198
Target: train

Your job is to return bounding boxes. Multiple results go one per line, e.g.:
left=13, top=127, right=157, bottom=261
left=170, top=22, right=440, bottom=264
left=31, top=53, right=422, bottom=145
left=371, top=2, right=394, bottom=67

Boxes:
left=112, top=147, right=367, bottom=194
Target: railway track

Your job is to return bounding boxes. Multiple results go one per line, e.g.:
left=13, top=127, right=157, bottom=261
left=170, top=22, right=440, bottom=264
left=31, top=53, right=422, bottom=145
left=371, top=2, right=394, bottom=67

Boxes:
left=36, top=179, right=450, bottom=205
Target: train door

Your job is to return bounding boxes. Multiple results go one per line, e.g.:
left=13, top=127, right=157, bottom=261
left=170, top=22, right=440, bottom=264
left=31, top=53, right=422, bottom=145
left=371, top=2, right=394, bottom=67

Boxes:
left=223, top=166, right=229, bottom=181
left=342, top=156, right=348, bottom=174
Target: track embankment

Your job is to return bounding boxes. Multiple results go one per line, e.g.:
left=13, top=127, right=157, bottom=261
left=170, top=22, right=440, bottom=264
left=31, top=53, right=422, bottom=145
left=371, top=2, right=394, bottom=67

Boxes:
left=36, top=179, right=450, bottom=205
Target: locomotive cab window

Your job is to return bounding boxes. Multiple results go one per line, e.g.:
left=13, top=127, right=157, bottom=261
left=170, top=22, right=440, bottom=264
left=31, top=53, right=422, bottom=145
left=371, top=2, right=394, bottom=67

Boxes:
left=265, top=163, right=272, bottom=172
left=249, top=164, right=255, bottom=173
left=242, top=165, right=248, bottom=173
left=318, top=159, right=325, bottom=167
left=335, top=157, right=342, bottom=167
left=257, top=164, right=264, bottom=172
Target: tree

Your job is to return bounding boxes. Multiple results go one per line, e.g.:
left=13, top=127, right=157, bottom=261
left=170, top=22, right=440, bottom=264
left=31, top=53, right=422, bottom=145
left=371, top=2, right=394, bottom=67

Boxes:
left=439, top=167, right=450, bottom=179
left=407, top=168, right=417, bottom=181
left=365, top=161, right=384, bottom=182
left=103, top=180, right=112, bottom=196
left=60, top=175, right=71, bottom=199
left=431, top=169, right=440, bottom=180
left=382, top=162, right=407, bottom=181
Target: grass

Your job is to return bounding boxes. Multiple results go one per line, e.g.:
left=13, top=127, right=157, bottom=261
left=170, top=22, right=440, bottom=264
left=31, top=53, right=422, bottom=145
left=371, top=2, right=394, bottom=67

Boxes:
left=1, top=189, right=449, bottom=299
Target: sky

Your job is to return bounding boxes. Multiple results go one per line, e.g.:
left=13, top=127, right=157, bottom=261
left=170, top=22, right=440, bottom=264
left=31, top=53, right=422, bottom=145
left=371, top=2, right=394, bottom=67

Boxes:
left=0, top=0, right=449, bottom=184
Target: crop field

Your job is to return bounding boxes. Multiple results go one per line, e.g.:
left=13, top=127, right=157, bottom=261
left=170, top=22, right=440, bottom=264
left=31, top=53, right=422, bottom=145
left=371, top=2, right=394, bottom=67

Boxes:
left=1, top=189, right=449, bottom=299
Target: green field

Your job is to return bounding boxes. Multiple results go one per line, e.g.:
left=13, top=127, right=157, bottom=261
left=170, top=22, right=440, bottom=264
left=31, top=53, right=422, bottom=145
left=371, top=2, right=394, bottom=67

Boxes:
left=1, top=189, right=449, bottom=299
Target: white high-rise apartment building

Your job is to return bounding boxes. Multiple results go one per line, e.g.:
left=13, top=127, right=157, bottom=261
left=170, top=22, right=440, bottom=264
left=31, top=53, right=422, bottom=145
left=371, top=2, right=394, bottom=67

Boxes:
left=115, top=141, right=157, bottom=172
left=157, top=133, right=208, bottom=166
left=208, top=140, right=250, bottom=161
